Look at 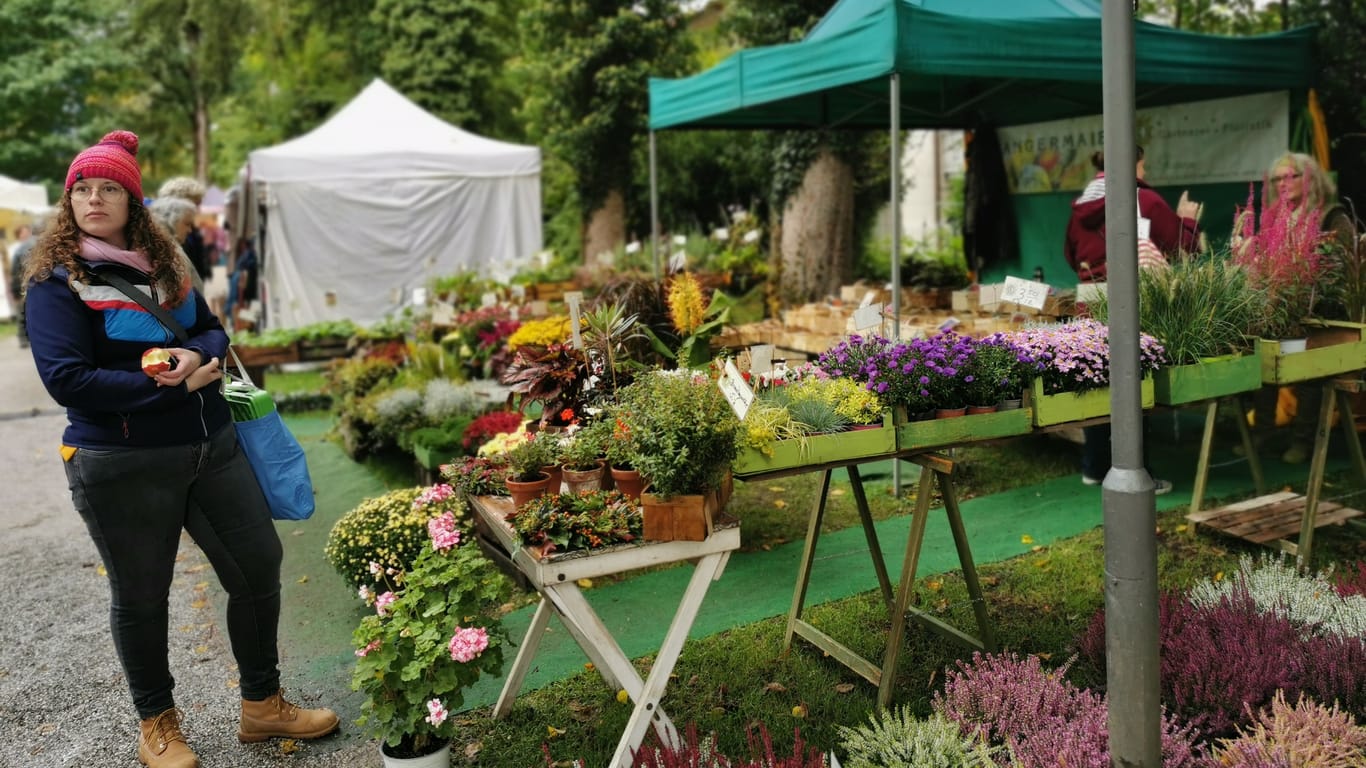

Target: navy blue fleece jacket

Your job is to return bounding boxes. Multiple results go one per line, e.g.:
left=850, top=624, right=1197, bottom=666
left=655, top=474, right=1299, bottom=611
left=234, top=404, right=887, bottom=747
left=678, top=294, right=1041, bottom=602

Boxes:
left=26, top=263, right=232, bottom=448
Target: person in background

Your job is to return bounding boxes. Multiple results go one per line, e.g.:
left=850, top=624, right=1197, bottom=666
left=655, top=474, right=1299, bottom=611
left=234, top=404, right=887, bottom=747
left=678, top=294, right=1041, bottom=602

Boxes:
left=9, top=221, right=42, bottom=348
left=1063, top=146, right=1200, bottom=493
left=23, top=130, right=337, bottom=768
left=1240, top=152, right=1356, bottom=464
left=149, top=196, right=204, bottom=294
left=157, top=177, right=211, bottom=282
left=230, top=236, right=259, bottom=331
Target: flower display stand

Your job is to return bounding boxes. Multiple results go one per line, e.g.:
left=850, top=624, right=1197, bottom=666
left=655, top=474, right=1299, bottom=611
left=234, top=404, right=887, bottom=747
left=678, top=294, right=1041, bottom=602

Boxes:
left=1153, top=354, right=1262, bottom=406
left=1257, top=320, right=1366, bottom=385
left=1187, top=377, right=1366, bottom=565
left=896, top=408, right=1031, bottom=452
left=1028, top=376, right=1154, bottom=427
left=779, top=454, right=994, bottom=710
left=731, top=414, right=896, bottom=477
left=470, top=495, right=740, bottom=768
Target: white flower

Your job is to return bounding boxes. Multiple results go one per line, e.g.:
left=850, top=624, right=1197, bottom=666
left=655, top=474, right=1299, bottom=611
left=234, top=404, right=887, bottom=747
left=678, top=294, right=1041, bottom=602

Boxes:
left=712, top=227, right=729, bottom=240
left=625, top=241, right=641, bottom=254
left=672, top=234, right=687, bottom=245
left=730, top=207, right=749, bottom=222
left=742, top=229, right=761, bottom=244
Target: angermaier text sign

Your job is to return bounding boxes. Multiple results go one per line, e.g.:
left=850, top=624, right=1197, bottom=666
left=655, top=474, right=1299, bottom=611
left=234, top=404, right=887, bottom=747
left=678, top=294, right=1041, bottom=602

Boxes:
left=998, top=91, right=1288, bottom=194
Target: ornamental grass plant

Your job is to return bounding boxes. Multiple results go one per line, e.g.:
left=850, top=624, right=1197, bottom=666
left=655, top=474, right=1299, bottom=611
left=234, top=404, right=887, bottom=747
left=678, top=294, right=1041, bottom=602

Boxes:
left=1089, top=259, right=1262, bottom=365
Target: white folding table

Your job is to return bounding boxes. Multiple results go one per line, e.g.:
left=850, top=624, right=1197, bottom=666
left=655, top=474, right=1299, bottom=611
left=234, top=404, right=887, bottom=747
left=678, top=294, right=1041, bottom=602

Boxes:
left=469, top=496, right=740, bottom=767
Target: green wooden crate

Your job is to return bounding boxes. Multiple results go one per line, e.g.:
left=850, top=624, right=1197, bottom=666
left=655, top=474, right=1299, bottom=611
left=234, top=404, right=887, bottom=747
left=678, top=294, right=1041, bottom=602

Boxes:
left=896, top=407, right=1032, bottom=452
left=413, top=442, right=462, bottom=471
left=1258, top=321, right=1366, bottom=384
left=1029, top=376, right=1154, bottom=427
left=732, top=413, right=896, bottom=477
left=1153, top=354, right=1262, bottom=405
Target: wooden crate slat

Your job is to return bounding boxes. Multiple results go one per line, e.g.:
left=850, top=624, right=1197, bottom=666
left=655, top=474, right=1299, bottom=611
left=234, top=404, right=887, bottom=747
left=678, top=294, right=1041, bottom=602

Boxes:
left=1191, top=493, right=1364, bottom=545
left=1186, top=491, right=1298, bottom=521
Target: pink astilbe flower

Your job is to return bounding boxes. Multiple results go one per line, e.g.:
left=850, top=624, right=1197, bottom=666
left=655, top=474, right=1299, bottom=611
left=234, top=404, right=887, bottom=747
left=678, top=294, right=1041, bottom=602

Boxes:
left=355, top=639, right=380, bottom=658
left=1232, top=184, right=1329, bottom=338
left=448, top=626, right=489, bottom=663
left=427, top=511, right=462, bottom=552
left=424, top=698, right=448, bottom=727
left=375, top=591, right=396, bottom=617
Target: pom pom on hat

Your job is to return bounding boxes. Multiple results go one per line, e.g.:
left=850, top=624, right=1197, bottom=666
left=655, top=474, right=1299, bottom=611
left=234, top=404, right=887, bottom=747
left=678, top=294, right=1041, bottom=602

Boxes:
left=65, top=130, right=143, bottom=202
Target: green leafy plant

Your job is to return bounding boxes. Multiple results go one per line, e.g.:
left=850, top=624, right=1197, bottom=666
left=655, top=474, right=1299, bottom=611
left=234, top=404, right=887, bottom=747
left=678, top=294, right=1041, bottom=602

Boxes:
left=351, top=507, right=508, bottom=758
left=786, top=375, right=883, bottom=425
left=504, top=433, right=559, bottom=482
left=837, top=709, right=1000, bottom=768
left=616, top=370, right=740, bottom=498
left=1090, top=259, right=1262, bottom=365
left=325, top=485, right=470, bottom=589
left=440, top=456, right=510, bottom=499
left=560, top=419, right=608, bottom=471
left=506, top=489, right=642, bottom=559
left=737, top=400, right=808, bottom=458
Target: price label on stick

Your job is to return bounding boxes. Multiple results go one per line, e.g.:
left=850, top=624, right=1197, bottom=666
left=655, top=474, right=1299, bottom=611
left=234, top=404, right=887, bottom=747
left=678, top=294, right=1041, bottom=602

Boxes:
left=719, top=360, right=755, bottom=420
left=1000, top=275, right=1050, bottom=310
left=749, top=344, right=774, bottom=377
left=853, top=302, right=883, bottom=330
left=565, top=291, right=585, bottom=350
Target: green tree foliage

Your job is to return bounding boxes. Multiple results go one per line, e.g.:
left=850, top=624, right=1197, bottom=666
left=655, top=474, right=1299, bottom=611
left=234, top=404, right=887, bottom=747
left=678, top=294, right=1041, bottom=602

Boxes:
left=371, top=0, right=523, bottom=140
left=519, top=0, right=695, bottom=255
left=0, top=0, right=123, bottom=188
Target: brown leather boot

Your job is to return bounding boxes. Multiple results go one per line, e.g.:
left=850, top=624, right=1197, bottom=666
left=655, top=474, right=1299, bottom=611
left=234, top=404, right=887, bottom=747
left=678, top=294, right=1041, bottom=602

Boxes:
left=138, top=708, right=199, bottom=768
left=238, top=689, right=340, bottom=743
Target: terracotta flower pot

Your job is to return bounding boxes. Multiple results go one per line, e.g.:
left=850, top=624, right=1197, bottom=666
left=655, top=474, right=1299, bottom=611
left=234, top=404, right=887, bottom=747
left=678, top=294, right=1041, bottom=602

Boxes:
left=506, top=472, right=551, bottom=508
left=609, top=466, right=645, bottom=501
left=561, top=460, right=605, bottom=494
left=935, top=407, right=967, bottom=419
left=539, top=464, right=563, bottom=493
left=966, top=404, right=998, bottom=415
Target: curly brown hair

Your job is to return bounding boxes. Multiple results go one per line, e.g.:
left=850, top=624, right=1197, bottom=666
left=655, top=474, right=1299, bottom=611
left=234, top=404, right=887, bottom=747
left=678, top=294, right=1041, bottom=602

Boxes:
left=24, top=190, right=190, bottom=306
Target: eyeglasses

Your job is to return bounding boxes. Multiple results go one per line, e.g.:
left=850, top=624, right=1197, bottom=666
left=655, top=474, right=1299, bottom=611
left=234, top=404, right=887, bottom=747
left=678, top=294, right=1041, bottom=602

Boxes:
left=70, top=182, right=127, bottom=202
left=1270, top=171, right=1303, bottom=185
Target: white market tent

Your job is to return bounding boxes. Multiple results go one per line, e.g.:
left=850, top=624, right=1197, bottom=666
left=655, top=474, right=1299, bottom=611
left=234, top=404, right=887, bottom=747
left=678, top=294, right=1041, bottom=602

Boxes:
left=0, top=174, right=50, bottom=214
left=249, top=78, right=542, bottom=329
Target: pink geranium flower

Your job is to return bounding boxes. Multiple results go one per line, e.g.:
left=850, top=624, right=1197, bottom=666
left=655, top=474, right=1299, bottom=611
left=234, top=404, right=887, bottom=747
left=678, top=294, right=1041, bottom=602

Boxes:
left=427, top=511, right=463, bottom=552
left=355, top=639, right=381, bottom=658
left=425, top=698, right=448, bottom=727
left=375, top=591, right=396, bottom=617
left=448, top=626, right=490, bottom=663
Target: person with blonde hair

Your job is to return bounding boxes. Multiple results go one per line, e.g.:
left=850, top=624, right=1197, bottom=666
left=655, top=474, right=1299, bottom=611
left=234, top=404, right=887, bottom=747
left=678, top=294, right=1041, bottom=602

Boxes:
left=149, top=196, right=204, bottom=294
left=156, top=176, right=212, bottom=282
left=23, top=131, right=337, bottom=768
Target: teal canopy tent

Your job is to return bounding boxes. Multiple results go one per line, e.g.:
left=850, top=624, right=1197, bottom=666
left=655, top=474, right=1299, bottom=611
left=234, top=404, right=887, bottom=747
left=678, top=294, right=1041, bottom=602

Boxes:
left=650, top=0, right=1314, bottom=132
left=647, top=0, right=1315, bottom=287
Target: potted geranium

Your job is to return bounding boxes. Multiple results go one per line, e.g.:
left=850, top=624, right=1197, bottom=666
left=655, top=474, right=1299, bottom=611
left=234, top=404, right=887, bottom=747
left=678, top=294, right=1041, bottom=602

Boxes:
left=351, top=504, right=509, bottom=765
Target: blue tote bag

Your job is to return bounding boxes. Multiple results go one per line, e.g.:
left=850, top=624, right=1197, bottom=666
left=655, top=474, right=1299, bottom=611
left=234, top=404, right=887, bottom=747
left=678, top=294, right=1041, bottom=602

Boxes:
left=224, top=352, right=316, bottom=521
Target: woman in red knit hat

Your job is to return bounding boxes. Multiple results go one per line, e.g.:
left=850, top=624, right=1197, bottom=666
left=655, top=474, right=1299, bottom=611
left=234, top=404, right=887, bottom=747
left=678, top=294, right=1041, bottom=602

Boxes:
left=21, top=131, right=338, bottom=768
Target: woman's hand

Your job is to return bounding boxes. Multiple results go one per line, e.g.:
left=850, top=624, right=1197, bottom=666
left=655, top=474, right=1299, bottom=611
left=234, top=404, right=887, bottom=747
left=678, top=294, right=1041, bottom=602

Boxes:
left=151, top=348, right=203, bottom=387
left=1176, top=191, right=1201, bottom=221
left=182, top=357, right=222, bottom=393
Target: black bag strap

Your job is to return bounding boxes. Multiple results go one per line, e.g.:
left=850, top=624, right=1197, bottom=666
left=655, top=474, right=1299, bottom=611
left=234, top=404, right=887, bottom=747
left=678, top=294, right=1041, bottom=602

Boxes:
left=86, top=264, right=189, bottom=345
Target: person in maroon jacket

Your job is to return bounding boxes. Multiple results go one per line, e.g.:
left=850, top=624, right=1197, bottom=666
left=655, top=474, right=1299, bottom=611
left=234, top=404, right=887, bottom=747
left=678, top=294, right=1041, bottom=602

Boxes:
left=1064, top=146, right=1202, bottom=281
left=1063, top=146, right=1200, bottom=492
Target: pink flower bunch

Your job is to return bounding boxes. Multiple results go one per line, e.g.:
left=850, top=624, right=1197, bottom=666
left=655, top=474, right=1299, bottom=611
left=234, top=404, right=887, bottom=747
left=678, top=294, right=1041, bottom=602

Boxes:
left=426, top=511, right=462, bottom=552
left=355, top=639, right=380, bottom=658
left=1007, top=319, right=1165, bottom=395
left=448, top=626, right=490, bottom=663
left=374, top=591, right=396, bottom=617
left=424, top=699, right=448, bottom=727
left=413, top=483, right=455, bottom=509
left=1233, top=186, right=1330, bottom=339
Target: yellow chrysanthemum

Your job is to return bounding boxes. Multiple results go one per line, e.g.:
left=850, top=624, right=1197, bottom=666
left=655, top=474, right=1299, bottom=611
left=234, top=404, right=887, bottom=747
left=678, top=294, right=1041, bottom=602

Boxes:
left=666, top=273, right=706, bottom=335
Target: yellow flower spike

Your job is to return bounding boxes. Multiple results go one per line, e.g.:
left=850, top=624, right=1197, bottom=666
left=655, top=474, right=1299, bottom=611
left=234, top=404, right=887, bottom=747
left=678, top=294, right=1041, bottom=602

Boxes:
left=616, top=689, right=629, bottom=704
left=1020, top=534, right=1034, bottom=545
left=666, top=272, right=706, bottom=335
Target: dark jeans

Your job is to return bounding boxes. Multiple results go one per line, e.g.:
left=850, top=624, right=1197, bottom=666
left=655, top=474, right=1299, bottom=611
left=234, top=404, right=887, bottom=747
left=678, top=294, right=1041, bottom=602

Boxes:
left=64, top=423, right=283, bottom=718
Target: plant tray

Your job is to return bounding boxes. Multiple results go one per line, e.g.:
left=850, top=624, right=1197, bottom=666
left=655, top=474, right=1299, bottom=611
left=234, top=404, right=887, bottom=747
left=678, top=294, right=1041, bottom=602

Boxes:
left=896, top=407, right=1032, bottom=452
left=1029, top=376, right=1154, bottom=427
left=296, top=336, right=352, bottom=362
left=731, top=414, right=896, bottom=477
left=1153, top=354, right=1262, bottom=405
left=1258, top=321, right=1366, bottom=384
left=232, top=343, right=298, bottom=368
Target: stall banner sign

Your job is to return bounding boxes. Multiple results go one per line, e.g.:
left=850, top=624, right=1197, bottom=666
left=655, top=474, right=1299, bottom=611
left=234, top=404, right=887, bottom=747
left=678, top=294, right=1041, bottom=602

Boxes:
left=999, top=91, right=1288, bottom=194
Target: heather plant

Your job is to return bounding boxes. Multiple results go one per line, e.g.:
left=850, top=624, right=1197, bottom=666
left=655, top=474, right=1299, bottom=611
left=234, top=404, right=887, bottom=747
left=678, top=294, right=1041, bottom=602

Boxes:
left=371, top=386, right=424, bottom=444
left=1336, top=561, right=1366, bottom=597
left=835, top=709, right=1000, bottom=768
left=1187, top=554, right=1366, bottom=639
left=420, top=378, right=501, bottom=424
left=630, top=722, right=829, bottom=768
left=1211, top=691, right=1366, bottom=768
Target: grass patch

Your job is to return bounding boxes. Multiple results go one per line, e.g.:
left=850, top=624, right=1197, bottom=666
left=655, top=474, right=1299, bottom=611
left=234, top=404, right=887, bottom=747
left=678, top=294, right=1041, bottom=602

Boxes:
left=0, top=320, right=15, bottom=341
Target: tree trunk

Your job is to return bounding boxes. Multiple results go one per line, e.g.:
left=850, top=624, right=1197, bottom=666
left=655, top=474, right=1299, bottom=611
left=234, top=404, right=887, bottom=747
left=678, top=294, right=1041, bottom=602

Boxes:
left=778, top=147, right=855, bottom=305
left=195, top=97, right=210, bottom=183
left=582, top=189, right=626, bottom=265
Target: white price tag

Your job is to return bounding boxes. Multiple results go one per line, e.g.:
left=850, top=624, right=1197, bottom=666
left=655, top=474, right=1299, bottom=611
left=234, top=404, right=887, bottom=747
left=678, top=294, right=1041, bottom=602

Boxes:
left=860, top=291, right=876, bottom=308
left=853, top=302, right=883, bottom=330
left=1137, top=217, right=1152, bottom=241
left=668, top=251, right=687, bottom=273
left=411, top=287, right=428, bottom=307
left=565, top=291, right=584, bottom=350
left=719, top=360, right=755, bottom=421
left=431, top=302, right=455, bottom=325
left=510, top=284, right=526, bottom=302
left=749, top=344, right=774, bottom=376
left=1000, top=276, right=1050, bottom=310
left=938, top=316, right=961, bottom=333
left=480, top=291, right=497, bottom=308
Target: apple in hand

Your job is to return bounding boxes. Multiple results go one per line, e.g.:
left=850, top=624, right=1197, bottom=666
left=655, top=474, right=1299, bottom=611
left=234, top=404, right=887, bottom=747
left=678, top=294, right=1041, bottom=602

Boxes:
left=141, top=348, right=176, bottom=377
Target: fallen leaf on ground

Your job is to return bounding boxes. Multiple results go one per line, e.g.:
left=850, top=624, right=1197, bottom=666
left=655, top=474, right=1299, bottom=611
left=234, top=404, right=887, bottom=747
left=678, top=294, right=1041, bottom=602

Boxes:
left=546, top=725, right=565, bottom=739
left=617, top=689, right=629, bottom=704
left=792, top=703, right=808, bottom=718
left=190, top=599, right=208, bottom=610
left=96, top=565, right=107, bottom=577
left=834, top=683, right=855, bottom=694
left=926, top=579, right=943, bottom=591
left=279, top=739, right=298, bottom=755
left=767, top=486, right=785, bottom=493
left=829, top=488, right=845, bottom=496
left=296, top=575, right=309, bottom=584
left=464, top=742, right=483, bottom=759
left=773, top=499, right=787, bottom=509
left=1176, top=524, right=1188, bottom=533
left=577, top=578, right=593, bottom=588
left=1021, top=534, right=1035, bottom=545
left=763, top=682, right=787, bottom=693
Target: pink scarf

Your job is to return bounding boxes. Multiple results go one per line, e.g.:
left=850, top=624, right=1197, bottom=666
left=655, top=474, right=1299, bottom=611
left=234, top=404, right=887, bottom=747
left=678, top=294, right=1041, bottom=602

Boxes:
left=81, top=237, right=154, bottom=273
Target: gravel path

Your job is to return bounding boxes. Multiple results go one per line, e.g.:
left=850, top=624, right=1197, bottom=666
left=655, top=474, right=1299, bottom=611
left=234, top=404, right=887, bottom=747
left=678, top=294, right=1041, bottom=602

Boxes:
left=0, top=408, right=380, bottom=767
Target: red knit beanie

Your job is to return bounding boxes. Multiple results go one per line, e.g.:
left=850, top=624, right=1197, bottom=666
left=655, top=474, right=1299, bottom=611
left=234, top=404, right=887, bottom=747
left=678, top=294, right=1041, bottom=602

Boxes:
left=65, top=130, right=143, bottom=202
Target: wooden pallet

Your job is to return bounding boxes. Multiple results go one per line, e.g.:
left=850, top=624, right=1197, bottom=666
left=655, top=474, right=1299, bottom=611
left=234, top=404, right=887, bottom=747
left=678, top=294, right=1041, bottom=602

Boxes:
left=1187, top=491, right=1364, bottom=544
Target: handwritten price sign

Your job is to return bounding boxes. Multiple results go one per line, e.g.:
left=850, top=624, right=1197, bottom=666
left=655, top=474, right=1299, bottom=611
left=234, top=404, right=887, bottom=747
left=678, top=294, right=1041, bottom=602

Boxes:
left=1000, top=276, right=1050, bottom=310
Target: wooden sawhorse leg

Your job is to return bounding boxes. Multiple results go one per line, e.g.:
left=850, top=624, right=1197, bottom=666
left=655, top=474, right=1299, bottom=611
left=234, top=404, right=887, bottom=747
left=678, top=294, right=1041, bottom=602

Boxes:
left=1190, top=397, right=1266, bottom=521
left=1297, top=379, right=1366, bottom=565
